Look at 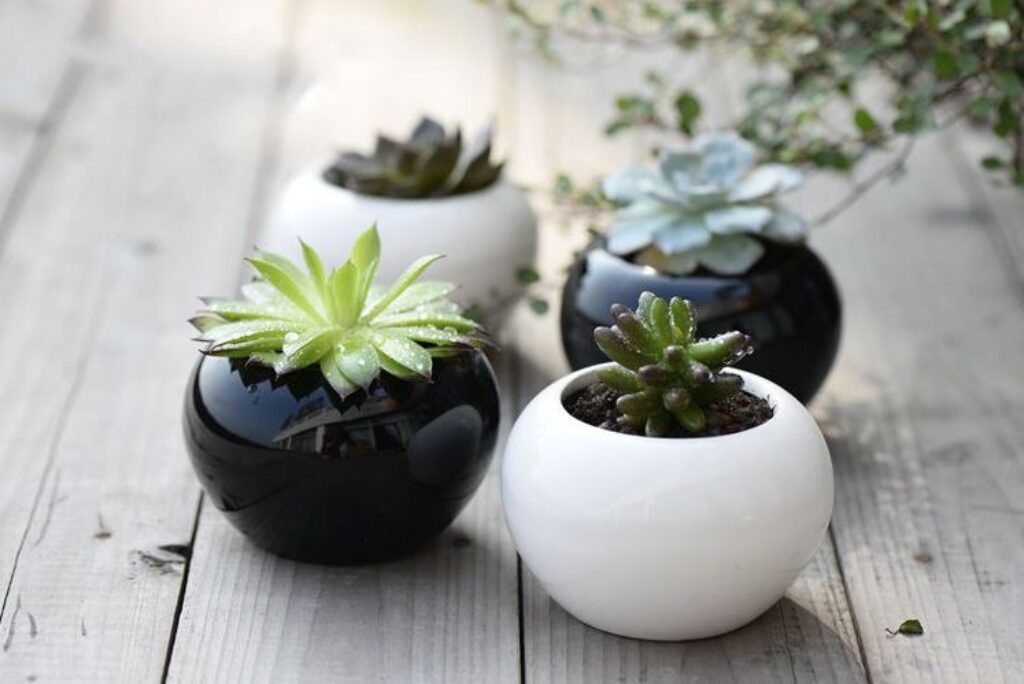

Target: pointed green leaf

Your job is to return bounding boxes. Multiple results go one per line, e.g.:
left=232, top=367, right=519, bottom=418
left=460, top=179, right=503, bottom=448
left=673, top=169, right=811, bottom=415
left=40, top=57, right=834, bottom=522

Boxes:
left=278, top=329, right=340, bottom=373
left=320, top=352, right=358, bottom=398
left=379, top=325, right=468, bottom=346
left=203, top=300, right=302, bottom=322
left=249, top=351, right=285, bottom=368
left=300, top=239, right=327, bottom=288
left=369, top=331, right=433, bottom=379
left=328, top=261, right=359, bottom=326
left=362, top=254, right=444, bottom=322
left=189, top=314, right=223, bottom=333
left=300, top=238, right=331, bottom=319
left=247, top=256, right=324, bottom=323
left=350, top=225, right=380, bottom=308
left=240, top=281, right=289, bottom=305
left=374, top=310, right=479, bottom=332
left=201, top=320, right=299, bottom=345
left=375, top=352, right=422, bottom=381
left=337, top=337, right=380, bottom=389
left=388, top=281, right=458, bottom=312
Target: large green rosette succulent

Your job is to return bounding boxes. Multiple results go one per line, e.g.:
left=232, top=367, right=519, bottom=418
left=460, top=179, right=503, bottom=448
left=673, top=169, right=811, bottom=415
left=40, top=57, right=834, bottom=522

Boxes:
left=191, top=225, right=486, bottom=398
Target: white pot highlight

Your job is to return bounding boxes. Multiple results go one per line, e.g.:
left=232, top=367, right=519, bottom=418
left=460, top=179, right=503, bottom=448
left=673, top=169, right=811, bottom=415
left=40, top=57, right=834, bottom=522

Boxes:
left=262, top=167, right=537, bottom=324
left=502, top=364, right=834, bottom=641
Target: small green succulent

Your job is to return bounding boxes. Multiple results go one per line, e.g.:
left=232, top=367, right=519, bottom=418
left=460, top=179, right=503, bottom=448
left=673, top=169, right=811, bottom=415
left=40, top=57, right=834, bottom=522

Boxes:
left=593, top=292, right=754, bottom=436
left=191, top=225, right=486, bottom=398
left=324, top=117, right=504, bottom=199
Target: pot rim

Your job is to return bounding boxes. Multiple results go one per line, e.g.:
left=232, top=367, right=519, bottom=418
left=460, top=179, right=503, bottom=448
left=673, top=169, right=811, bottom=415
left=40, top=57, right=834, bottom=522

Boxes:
left=308, top=159, right=510, bottom=205
left=586, top=235, right=814, bottom=284
left=555, top=363, right=792, bottom=445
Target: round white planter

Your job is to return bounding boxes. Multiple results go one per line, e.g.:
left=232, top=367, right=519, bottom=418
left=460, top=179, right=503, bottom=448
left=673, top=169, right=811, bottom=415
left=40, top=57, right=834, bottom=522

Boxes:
left=502, top=364, right=834, bottom=641
left=262, top=167, right=538, bottom=325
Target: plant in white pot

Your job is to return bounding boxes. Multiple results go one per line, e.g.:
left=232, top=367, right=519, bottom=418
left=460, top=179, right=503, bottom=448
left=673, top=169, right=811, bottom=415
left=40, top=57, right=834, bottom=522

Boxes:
left=502, top=292, right=834, bottom=640
left=263, top=117, right=537, bottom=326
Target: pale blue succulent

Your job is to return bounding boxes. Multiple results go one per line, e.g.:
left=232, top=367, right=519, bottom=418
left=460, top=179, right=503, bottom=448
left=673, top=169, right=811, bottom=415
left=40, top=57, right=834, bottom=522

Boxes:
left=602, top=132, right=807, bottom=275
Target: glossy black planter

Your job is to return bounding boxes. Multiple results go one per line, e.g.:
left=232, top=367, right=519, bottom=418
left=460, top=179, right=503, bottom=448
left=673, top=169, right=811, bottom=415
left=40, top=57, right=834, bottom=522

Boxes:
left=561, top=239, right=841, bottom=403
left=183, top=350, right=500, bottom=564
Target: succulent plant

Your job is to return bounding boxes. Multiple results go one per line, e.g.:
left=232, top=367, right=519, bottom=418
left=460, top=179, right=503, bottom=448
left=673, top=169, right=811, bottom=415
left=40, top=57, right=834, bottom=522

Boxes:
left=593, top=291, right=754, bottom=436
left=602, top=131, right=806, bottom=276
left=191, top=225, right=486, bottom=398
left=323, top=117, right=504, bottom=199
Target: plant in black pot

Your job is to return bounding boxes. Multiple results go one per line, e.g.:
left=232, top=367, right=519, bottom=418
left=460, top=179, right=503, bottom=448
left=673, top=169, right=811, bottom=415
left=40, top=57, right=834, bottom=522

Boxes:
left=184, top=225, right=500, bottom=564
left=560, top=131, right=841, bottom=403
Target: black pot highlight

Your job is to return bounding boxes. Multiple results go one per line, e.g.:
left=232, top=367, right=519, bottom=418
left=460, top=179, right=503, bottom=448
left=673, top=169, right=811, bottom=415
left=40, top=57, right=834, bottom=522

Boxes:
left=183, top=350, right=500, bottom=564
left=560, top=239, right=841, bottom=403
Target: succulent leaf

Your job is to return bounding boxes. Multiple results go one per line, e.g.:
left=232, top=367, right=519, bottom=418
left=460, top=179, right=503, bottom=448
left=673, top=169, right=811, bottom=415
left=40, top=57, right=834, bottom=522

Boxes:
left=596, top=366, right=642, bottom=393
left=592, top=291, right=755, bottom=435
left=668, top=297, right=696, bottom=345
left=603, top=131, right=806, bottom=275
left=324, top=117, right=503, bottom=199
left=193, top=225, right=485, bottom=398
left=593, top=326, right=648, bottom=371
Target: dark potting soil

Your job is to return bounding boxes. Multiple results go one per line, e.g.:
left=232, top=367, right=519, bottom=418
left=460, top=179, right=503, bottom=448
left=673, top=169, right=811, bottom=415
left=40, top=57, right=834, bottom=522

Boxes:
left=564, top=381, right=773, bottom=438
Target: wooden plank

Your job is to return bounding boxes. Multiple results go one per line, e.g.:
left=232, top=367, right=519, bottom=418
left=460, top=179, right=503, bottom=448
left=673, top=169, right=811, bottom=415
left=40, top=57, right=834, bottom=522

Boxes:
left=946, top=125, right=1024, bottom=279
left=166, top=352, right=519, bottom=684
left=510, top=299, right=864, bottom=683
left=0, top=0, right=93, bottom=235
left=0, top=0, right=290, bottom=679
left=166, top=2, right=521, bottom=682
left=502, top=36, right=865, bottom=682
left=812, top=130, right=1024, bottom=682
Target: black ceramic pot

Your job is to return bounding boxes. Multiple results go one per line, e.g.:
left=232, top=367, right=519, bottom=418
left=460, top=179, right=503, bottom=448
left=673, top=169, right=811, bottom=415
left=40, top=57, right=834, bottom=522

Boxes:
left=560, top=238, right=841, bottom=403
left=183, top=350, right=500, bottom=564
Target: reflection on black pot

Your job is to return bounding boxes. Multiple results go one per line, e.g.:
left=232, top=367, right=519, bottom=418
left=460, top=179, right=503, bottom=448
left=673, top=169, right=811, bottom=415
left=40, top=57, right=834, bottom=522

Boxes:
left=560, top=238, right=841, bottom=403
left=183, top=350, right=500, bottom=564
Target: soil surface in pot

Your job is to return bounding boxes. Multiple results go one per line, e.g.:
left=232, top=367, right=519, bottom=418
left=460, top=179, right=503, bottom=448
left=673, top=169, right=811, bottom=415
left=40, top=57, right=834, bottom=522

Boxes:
left=564, top=381, right=773, bottom=438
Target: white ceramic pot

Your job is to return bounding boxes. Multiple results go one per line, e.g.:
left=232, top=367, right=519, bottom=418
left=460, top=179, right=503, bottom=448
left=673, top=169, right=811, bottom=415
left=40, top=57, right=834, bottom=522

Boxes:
left=262, top=166, right=538, bottom=325
left=502, top=364, right=834, bottom=641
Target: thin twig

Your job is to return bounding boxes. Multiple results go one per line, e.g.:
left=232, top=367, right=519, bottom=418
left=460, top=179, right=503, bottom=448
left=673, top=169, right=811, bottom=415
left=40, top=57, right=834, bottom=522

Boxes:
left=810, top=137, right=916, bottom=228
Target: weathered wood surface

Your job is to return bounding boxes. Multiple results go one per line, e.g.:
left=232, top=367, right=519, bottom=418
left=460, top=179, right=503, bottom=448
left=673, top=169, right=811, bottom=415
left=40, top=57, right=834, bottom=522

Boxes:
left=165, top=3, right=521, bottom=682
left=0, top=0, right=1020, bottom=682
left=506, top=41, right=866, bottom=684
left=0, top=0, right=290, bottom=679
left=0, top=0, right=93, bottom=230
left=810, top=131, right=1024, bottom=683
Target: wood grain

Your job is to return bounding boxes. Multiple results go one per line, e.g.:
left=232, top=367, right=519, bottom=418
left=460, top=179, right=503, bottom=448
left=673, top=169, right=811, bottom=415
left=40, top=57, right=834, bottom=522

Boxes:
left=503, top=39, right=865, bottom=683
left=165, top=2, right=521, bottom=682
left=0, top=0, right=290, bottom=678
left=0, top=0, right=93, bottom=242
left=813, top=131, right=1024, bottom=682
left=0, top=0, right=1019, bottom=680
left=166, top=351, right=519, bottom=684
left=510, top=300, right=865, bottom=683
